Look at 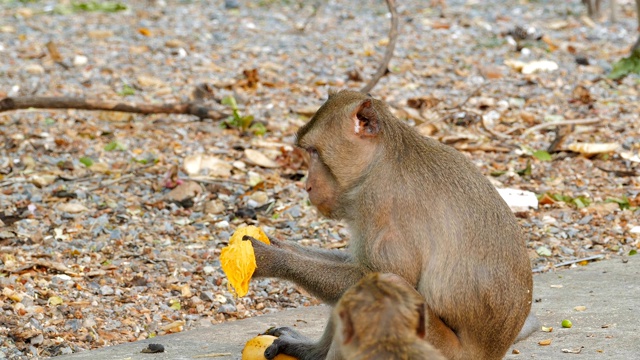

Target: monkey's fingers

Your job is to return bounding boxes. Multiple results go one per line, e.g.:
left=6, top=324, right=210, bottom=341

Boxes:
left=263, top=340, right=282, bottom=360
left=242, top=235, right=264, bottom=245
left=263, top=326, right=307, bottom=340
left=261, top=327, right=277, bottom=336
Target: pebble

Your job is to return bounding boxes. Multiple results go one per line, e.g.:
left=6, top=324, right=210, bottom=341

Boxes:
left=217, top=303, right=236, bottom=314
left=100, top=286, right=115, bottom=296
left=24, top=64, right=44, bottom=75
left=73, top=55, right=88, bottom=66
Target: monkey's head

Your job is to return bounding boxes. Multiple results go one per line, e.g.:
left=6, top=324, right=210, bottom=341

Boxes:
left=295, top=90, right=388, bottom=219
left=336, top=272, right=427, bottom=348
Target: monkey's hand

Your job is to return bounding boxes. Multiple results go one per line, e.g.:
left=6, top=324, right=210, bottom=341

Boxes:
left=262, top=327, right=322, bottom=360
left=242, top=235, right=287, bottom=278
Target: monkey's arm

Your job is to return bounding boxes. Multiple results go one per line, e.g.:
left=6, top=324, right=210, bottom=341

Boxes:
left=269, top=236, right=351, bottom=262
left=245, top=236, right=366, bottom=304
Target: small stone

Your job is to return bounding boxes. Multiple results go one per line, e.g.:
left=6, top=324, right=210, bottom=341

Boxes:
left=215, top=220, right=229, bottom=229
left=24, top=64, right=45, bottom=75
left=88, top=30, right=114, bottom=39
left=73, top=55, right=88, bottom=66
left=232, top=160, right=246, bottom=170
left=204, top=200, right=225, bottom=215
left=249, top=191, right=269, bottom=207
left=100, top=286, right=114, bottom=296
left=202, top=266, right=216, bottom=275
left=217, top=303, right=236, bottom=313
left=165, top=39, right=185, bottom=48
left=200, top=291, right=214, bottom=302
left=225, top=0, right=240, bottom=9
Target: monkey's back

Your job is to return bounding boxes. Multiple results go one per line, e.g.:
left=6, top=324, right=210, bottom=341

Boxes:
left=351, top=109, right=532, bottom=359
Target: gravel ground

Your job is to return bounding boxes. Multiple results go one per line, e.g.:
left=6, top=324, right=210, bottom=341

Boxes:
left=1, top=0, right=639, bottom=358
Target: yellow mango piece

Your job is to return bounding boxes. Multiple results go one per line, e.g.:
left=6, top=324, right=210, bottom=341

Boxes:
left=242, top=335, right=297, bottom=360
left=220, top=226, right=270, bottom=297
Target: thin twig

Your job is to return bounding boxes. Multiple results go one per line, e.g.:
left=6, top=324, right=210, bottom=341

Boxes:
left=85, top=162, right=157, bottom=192
left=86, top=173, right=135, bottom=192
left=553, top=254, right=605, bottom=268
left=187, top=177, right=247, bottom=187
left=521, top=118, right=601, bottom=137
left=481, top=115, right=510, bottom=139
left=361, top=0, right=398, bottom=93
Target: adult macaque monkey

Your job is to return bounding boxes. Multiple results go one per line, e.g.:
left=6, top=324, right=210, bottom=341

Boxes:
left=243, top=90, right=536, bottom=360
left=334, top=272, right=446, bottom=360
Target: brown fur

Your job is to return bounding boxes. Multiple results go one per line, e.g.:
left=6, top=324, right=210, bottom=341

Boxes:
left=245, top=90, right=535, bottom=360
left=335, top=273, right=446, bottom=360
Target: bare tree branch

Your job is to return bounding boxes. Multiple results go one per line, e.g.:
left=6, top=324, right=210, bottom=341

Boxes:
left=360, top=0, right=398, bottom=93
left=0, top=96, right=225, bottom=120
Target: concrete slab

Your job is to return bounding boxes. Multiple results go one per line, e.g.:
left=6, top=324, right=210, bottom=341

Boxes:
left=505, top=255, right=640, bottom=359
left=57, top=256, right=639, bottom=360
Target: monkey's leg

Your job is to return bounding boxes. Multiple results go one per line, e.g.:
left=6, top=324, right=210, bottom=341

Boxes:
left=244, top=235, right=366, bottom=304
left=263, top=316, right=338, bottom=360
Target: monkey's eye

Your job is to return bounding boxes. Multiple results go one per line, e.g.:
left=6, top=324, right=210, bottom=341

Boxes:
left=306, top=147, right=319, bottom=158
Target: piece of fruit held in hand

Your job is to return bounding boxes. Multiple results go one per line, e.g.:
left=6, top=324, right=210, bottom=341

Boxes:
left=220, top=225, right=270, bottom=297
left=242, top=335, right=297, bottom=360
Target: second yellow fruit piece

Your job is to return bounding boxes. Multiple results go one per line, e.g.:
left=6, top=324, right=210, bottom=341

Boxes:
left=242, top=335, right=297, bottom=360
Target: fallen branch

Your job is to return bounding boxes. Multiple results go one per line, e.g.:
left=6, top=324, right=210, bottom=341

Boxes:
left=86, top=162, right=157, bottom=192
left=0, top=96, right=225, bottom=121
left=361, top=0, right=398, bottom=93
left=444, top=82, right=488, bottom=111
left=521, top=118, right=601, bottom=137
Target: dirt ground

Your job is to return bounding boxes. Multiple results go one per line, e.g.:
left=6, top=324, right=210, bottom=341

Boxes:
left=1, top=0, right=639, bottom=358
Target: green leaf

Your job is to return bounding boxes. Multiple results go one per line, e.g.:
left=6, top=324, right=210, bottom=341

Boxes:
left=79, top=157, right=94, bottom=167
left=118, top=84, right=135, bottom=96
left=573, top=198, right=586, bottom=209
left=240, top=115, right=254, bottom=130
left=221, top=95, right=238, bottom=110
left=169, top=299, right=181, bottom=310
left=104, top=141, right=126, bottom=151
left=48, top=296, right=64, bottom=306
left=490, top=170, right=507, bottom=177
left=572, top=196, right=591, bottom=209
left=44, top=117, right=56, bottom=126
left=516, top=160, right=532, bottom=176
left=250, top=122, right=267, bottom=136
left=605, top=196, right=630, bottom=210
left=71, top=1, right=127, bottom=12
left=104, top=142, right=117, bottom=151
left=629, top=249, right=638, bottom=256
left=533, top=150, right=552, bottom=162
left=609, top=50, right=640, bottom=80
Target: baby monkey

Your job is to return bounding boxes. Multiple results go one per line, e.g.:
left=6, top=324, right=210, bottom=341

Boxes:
left=335, top=273, right=446, bottom=360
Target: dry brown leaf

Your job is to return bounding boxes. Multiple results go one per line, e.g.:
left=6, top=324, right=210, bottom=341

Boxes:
left=244, top=149, right=280, bottom=168
left=538, top=339, right=552, bottom=346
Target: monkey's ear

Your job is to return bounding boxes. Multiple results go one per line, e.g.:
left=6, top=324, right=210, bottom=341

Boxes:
left=339, top=309, right=355, bottom=344
left=416, top=304, right=427, bottom=339
left=328, top=87, right=340, bottom=98
left=353, top=99, right=380, bottom=137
